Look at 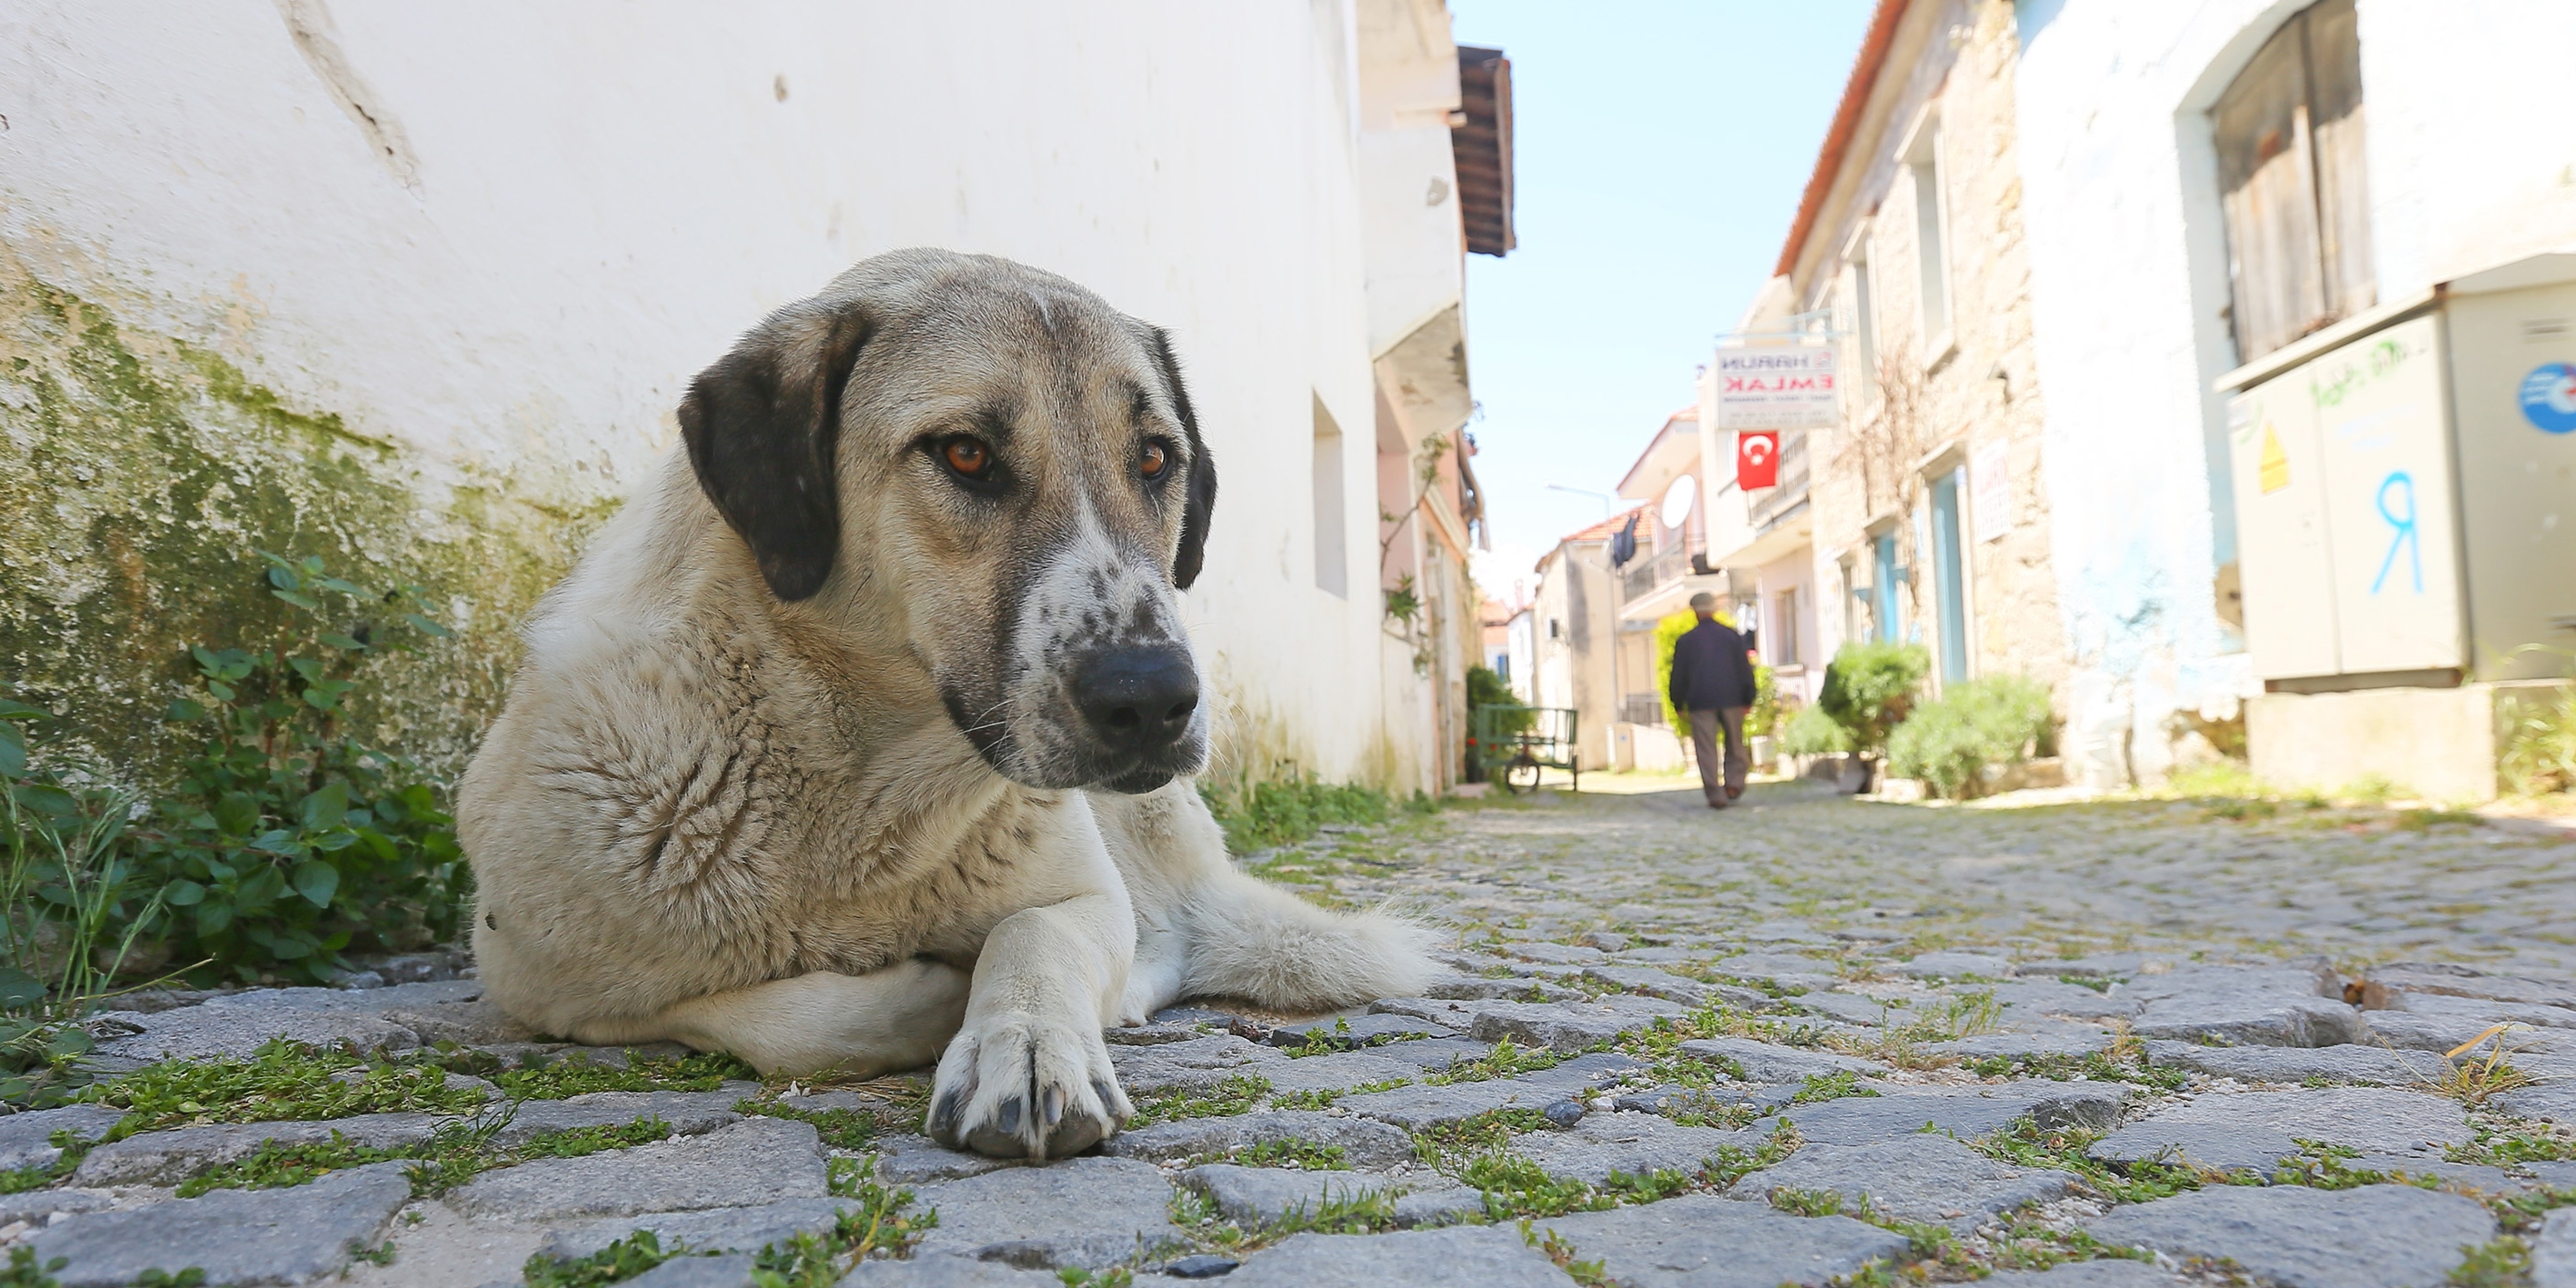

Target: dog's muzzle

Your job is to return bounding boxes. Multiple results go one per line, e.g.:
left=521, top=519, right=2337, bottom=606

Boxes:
left=1072, top=643, right=1199, bottom=793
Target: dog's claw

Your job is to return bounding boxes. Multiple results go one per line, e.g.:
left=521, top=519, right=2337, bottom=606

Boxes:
left=1040, top=1084, right=1065, bottom=1129
left=998, top=1094, right=1023, bottom=1135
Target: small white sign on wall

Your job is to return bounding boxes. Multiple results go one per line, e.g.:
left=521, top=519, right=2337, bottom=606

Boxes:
left=1971, top=441, right=2012, bottom=542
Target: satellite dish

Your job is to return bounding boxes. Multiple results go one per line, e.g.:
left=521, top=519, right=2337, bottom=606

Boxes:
left=1659, top=475, right=1696, bottom=529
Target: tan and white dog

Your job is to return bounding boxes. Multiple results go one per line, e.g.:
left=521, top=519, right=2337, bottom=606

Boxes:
left=456, top=249, right=1433, bottom=1161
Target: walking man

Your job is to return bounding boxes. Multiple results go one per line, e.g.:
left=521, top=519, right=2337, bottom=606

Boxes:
left=1668, top=591, right=1757, bottom=809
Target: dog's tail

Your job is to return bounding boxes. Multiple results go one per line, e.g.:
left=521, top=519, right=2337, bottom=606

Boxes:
left=1179, top=868, right=1440, bottom=1011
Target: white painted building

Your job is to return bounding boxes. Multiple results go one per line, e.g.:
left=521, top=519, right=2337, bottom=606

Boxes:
left=0, top=1, right=1510, bottom=795
left=2013, top=0, right=2576, bottom=788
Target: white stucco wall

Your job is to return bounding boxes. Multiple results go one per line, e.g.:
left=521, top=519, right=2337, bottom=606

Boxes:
left=2009, top=0, right=2576, bottom=784
left=1, top=0, right=1449, bottom=787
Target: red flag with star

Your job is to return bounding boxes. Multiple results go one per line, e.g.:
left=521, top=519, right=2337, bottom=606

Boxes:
left=1737, top=430, right=1780, bottom=489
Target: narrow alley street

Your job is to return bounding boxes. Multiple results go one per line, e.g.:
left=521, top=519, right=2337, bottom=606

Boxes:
left=1324, top=783, right=2576, bottom=975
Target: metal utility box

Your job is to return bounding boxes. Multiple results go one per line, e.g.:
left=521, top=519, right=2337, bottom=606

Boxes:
left=2223, top=254, right=2576, bottom=688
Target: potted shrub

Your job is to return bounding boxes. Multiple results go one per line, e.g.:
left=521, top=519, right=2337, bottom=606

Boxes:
left=1815, top=641, right=1929, bottom=794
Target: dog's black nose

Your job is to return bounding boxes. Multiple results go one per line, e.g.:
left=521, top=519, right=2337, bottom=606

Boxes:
left=1074, top=644, right=1198, bottom=754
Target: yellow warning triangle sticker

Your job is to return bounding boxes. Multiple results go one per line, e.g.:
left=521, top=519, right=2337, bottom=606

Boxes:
left=2258, top=423, right=2290, bottom=494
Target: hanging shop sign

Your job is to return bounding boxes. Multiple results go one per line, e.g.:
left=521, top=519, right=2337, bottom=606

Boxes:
left=1713, top=345, right=1839, bottom=430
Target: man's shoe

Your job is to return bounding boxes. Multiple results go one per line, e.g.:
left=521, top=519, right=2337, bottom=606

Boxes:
left=1726, top=785, right=1744, bottom=800
left=1706, top=799, right=1728, bottom=810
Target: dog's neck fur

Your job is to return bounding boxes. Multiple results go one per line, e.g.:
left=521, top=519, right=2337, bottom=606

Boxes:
left=536, top=454, right=1048, bottom=884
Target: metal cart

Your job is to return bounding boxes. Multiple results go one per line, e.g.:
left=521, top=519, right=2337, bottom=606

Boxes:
left=1471, top=704, right=1579, bottom=794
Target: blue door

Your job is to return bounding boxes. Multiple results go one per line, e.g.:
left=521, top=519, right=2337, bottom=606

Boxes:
left=1872, top=532, right=1900, bottom=643
left=1931, top=471, right=1967, bottom=682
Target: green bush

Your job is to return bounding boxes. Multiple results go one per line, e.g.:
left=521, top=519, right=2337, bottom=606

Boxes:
left=1815, top=641, right=1929, bottom=757
left=1885, top=674, right=2054, bottom=799
left=1745, top=664, right=1780, bottom=740
left=1777, top=703, right=1853, bottom=756
left=4, top=553, right=467, bottom=1010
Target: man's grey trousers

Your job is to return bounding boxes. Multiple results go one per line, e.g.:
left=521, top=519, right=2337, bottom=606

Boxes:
left=1688, top=706, right=1749, bottom=806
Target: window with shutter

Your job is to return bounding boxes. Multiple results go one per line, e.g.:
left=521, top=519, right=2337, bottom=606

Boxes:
left=2213, top=0, right=2374, bottom=363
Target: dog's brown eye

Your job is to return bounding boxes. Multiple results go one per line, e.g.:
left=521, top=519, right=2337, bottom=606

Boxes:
left=1139, top=442, right=1169, bottom=480
left=942, top=436, right=993, bottom=478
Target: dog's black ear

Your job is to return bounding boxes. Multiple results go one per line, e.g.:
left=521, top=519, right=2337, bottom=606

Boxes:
left=678, top=303, right=872, bottom=601
left=1147, top=327, right=1217, bottom=590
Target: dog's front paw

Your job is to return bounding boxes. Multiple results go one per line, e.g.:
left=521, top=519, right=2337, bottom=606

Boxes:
left=926, top=1012, right=1132, bottom=1160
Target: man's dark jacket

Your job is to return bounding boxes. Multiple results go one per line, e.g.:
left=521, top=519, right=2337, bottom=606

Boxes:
left=1668, top=618, right=1757, bottom=713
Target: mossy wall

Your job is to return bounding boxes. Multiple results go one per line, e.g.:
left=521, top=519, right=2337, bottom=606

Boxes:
left=0, top=254, right=614, bottom=783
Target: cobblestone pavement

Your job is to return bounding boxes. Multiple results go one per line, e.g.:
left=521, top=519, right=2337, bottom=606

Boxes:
left=5, top=780, right=2576, bottom=1287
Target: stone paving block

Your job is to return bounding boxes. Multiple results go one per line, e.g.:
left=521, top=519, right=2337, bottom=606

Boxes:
left=1785, top=992, right=1895, bottom=1026
left=1709, top=952, right=1837, bottom=982
left=2492, top=1081, right=2576, bottom=1123
left=2525, top=1160, right=2576, bottom=1188
left=2021, top=954, right=2157, bottom=980
left=1330, top=1078, right=1564, bottom=1130
left=626, top=1253, right=758, bottom=1288
left=840, top=1254, right=1069, bottom=1284
left=1727, top=1134, right=2078, bottom=1233
left=872, top=1133, right=1026, bottom=1183
left=450, top=1115, right=827, bottom=1220
left=1610, top=1082, right=1800, bottom=1119
left=1220, top=1224, right=1568, bottom=1286
left=2335, top=1153, right=2520, bottom=1193
left=88, top=979, right=487, bottom=1064
left=1533, top=1192, right=1913, bottom=1288
left=1981, top=1261, right=2191, bottom=1287
left=1264, top=1013, right=1452, bottom=1049
left=492, top=1087, right=750, bottom=1144
left=1392, top=1183, right=1487, bottom=1227
left=535, top=1197, right=860, bottom=1259
left=2363, top=1009, right=2526, bottom=1054
left=1507, top=1111, right=1757, bottom=1184
left=1107, top=1033, right=1278, bottom=1094
left=30, top=1158, right=413, bottom=1287
left=1176, top=1163, right=1410, bottom=1223
left=2088, top=1087, right=2471, bottom=1174
left=1098, top=1108, right=1417, bottom=1169
left=1924, top=1030, right=2114, bottom=1060
left=0, top=1103, right=121, bottom=1171
left=1584, top=964, right=1715, bottom=1004
left=2142, top=1039, right=2435, bottom=1084
left=907, top=1155, right=1181, bottom=1272
left=1892, top=951, right=2016, bottom=980
left=2084, top=1183, right=2495, bottom=1288
left=1745, top=923, right=1835, bottom=945
left=1366, top=1036, right=1497, bottom=1072
left=1985, top=980, right=2142, bottom=1021
left=1507, top=942, right=1606, bottom=965
left=1779, top=1083, right=2122, bottom=1145
left=2373, top=986, right=2576, bottom=1031
left=1258, top=1049, right=1419, bottom=1095
left=1104, top=1021, right=1213, bottom=1046
left=0, top=1188, right=114, bottom=1225
left=1508, top=1050, right=1655, bottom=1096
left=1677, top=1036, right=1887, bottom=1082
left=1416, top=976, right=1553, bottom=1003
left=1467, top=995, right=1687, bottom=1053
left=2366, top=963, right=2576, bottom=1011
left=2120, top=965, right=2367, bottom=1048
left=73, top=1110, right=444, bottom=1186
left=2535, top=1207, right=2576, bottom=1288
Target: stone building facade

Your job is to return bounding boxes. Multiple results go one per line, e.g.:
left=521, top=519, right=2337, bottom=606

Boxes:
left=1706, top=0, right=2066, bottom=714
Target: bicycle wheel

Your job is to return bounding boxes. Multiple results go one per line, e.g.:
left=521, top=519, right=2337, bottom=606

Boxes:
left=1504, top=755, right=1544, bottom=794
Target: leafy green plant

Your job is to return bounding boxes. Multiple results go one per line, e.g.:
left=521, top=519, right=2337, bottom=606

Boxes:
left=82, top=1039, right=488, bottom=1140
left=523, top=1231, right=705, bottom=1288
left=122, top=554, right=463, bottom=983
left=3, top=553, right=467, bottom=1002
left=1884, top=674, right=2054, bottom=798
left=1815, top=642, right=1929, bottom=759
left=1745, top=664, right=1781, bottom=740
left=2501, top=684, right=2576, bottom=795
left=1197, top=778, right=1391, bottom=853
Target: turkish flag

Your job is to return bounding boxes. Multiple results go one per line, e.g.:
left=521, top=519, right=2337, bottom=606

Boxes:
left=1737, top=430, right=1780, bottom=490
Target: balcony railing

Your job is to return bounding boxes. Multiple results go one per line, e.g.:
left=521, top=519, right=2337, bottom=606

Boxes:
left=1618, top=544, right=1694, bottom=604
left=1747, top=430, right=1811, bottom=533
